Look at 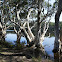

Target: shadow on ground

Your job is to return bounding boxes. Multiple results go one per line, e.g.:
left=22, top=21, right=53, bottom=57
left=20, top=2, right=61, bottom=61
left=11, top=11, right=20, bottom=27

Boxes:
left=0, top=47, right=53, bottom=62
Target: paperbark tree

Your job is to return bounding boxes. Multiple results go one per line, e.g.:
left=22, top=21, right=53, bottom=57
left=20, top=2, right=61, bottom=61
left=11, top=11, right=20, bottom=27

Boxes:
left=8, top=0, right=55, bottom=50
left=0, top=0, right=56, bottom=51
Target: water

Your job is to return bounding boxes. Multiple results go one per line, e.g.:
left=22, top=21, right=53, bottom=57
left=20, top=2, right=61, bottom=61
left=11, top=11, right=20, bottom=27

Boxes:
left=42, top=37, right=55, bottom=58
left=5, top=33, right=27, bottom=45
left=5, top=31, right=62, bottom=61
left=5, top=32, right=55, bottom=57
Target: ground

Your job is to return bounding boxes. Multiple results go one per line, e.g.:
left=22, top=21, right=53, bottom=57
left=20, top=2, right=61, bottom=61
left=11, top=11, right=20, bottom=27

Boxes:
left=0, top=48, right=53, bottom=62
left=0, top=56, right=53, bottom=62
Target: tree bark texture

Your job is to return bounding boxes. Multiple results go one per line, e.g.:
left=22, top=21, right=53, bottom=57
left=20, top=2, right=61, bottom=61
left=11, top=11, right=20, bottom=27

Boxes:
left=54, top=0, right=62, bottom=52
left=35, top=0, right=42, bottom=47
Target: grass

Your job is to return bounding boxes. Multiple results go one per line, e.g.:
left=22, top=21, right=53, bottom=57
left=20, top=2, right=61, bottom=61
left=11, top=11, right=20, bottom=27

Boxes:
left=32, top=56, right=42, bottom=62
left=32, top=56, right=53, bottom=62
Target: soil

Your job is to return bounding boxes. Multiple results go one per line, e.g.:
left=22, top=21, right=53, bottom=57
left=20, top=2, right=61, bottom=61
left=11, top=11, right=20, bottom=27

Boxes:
left=0, top=47, right=53, bottom=62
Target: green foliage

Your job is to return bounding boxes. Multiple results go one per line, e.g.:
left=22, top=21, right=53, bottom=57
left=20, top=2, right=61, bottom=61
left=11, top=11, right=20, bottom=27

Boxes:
left=48, top=22, right=55, bottom=32
left=44, top=1, right=52, bottom=8
left=9, top=0, right=28, bottom=6
left=46, top=22, right=55, bottom=36
left=0, top=40, right=14, bottom=48
left=59, top=22, right=62, bottom=29
left=9, top=0, right=20, bottom=4
left=53, top=1, right=58, bottom=8
left=46, top=22, right=62, bottom=36
left=0, top=0, right=59, bottom=49
left=32, top=56, right=42, bottom=62
left=14, top=41, right=26, bottom=50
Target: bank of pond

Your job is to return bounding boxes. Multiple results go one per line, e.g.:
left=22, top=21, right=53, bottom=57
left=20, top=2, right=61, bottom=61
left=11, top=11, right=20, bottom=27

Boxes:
left=4, top=33, right=54, bottom=58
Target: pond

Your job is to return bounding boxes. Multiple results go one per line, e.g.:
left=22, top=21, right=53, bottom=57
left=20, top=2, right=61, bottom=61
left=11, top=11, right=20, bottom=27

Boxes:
left=42, top=37, right=54, bottom=58
left=5, top=33, right=27, bottom=45
left=5, top=30, right=62, bottom=61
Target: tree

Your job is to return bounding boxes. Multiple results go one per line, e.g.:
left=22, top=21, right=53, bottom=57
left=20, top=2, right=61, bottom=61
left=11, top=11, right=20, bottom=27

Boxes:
left=14, top=0, right=55, bottom=50
left=54, top=0, right=62, bottom=52
left=0, top=0, right=56, bottom=50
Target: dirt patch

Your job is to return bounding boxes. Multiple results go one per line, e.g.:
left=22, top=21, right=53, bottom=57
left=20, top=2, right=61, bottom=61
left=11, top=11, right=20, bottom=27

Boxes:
left=0, top=48, right=53, bottom=62
left=0, top=56, right=53, bottom=62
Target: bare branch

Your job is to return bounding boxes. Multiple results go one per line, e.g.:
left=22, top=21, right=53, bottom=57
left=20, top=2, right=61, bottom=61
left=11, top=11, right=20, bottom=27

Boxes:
left=17, top=9, right=21, bottom=20
left=27, top=8, right=33, bottom=21
left=0, top=23, right=2, bottom=28
left=39, top=16, right=51, bottom=45
left=31, top=22, right=37, bottom=29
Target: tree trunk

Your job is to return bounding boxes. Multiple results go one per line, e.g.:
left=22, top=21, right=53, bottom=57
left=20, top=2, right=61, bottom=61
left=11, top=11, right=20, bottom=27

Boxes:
left=0, top=13, right=6, bottom=41
left=0, top=16, right=2, bottom=40
left=54, top=0, right=62, bottom=52
left=60, top=29, right=62, bottom=53
left=54, top=10, right=61, bottom=52
left=16, top=34, right=21, bottom=49
left=35, top=0, right=42, bottom=47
